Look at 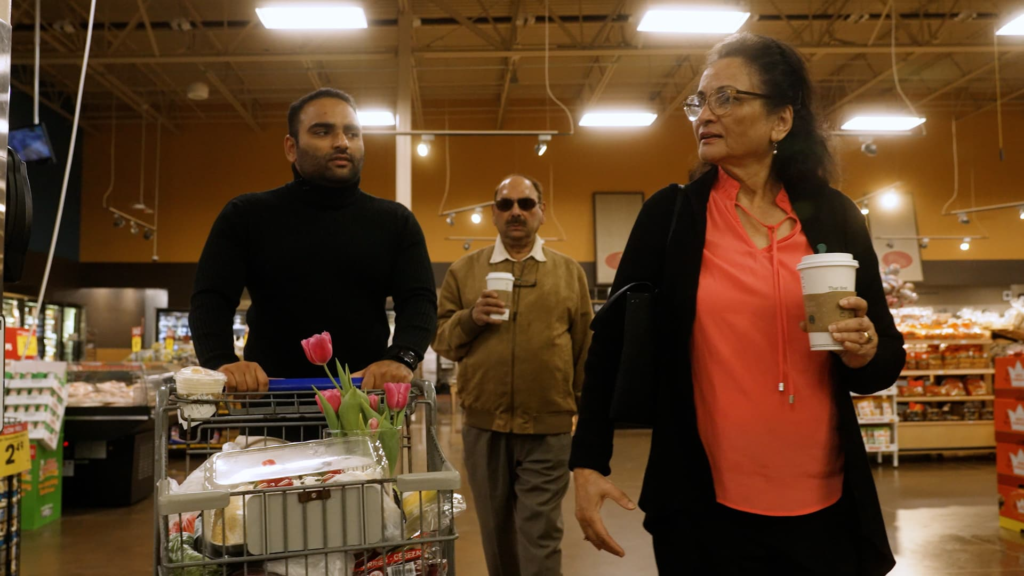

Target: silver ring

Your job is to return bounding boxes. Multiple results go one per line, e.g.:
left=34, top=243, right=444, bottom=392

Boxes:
left=863, top=331, right=874, bottom=344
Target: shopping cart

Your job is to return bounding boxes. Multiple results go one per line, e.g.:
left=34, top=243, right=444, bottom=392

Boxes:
left=153, top=379, right=461, bottom=576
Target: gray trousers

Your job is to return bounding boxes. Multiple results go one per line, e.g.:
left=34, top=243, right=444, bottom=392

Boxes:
left=462, top=425, right=572, bottom=576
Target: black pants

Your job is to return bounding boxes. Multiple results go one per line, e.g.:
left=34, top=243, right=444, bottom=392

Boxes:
left=646, top=497, right=861, bottom=575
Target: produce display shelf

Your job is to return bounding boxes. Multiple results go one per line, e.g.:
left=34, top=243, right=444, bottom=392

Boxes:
left=903, top=338, right=993, bottom=345
left=864, top=445, right=897, bottom=453
left=900, top=420, right=994, bottom=427
left=897, top=396, right=995, bottom=402
left=901, top=369, right=995, bottom=376
left=858, top=416, right=898, bottom=424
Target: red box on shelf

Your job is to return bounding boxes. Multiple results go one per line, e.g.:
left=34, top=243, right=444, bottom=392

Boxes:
left=996, top=356, right=1024, bottom=391
left=996, top=399, right=1024, bottom=434
left=999, top=483, right=1024, bottom=525
left=998, top=440, right=1024, bottom=479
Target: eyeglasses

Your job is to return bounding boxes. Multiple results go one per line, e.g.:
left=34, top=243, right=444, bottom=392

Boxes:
left=684, top=87, right=771, bottom=121
left=495, top=197, right=538, bottom=212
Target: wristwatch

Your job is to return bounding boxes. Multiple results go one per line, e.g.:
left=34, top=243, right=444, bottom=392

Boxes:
left=387, top=348, right=421, bottom=371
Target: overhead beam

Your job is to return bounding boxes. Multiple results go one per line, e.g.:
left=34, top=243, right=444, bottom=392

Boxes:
left=136, top=0, right=160, bottom=56
left=657, top=73, right=702, bottom=123
left=204, top=70, right=262, bottom=133
left=913, top=54, right=1020, bottom=107
left=957, top=86, right=1024, bottom=121
left=826, top=53, right=921, bottom=115
left=107, top=5, right=146, bottom=53
left=9, top=77, right=97, bottom=134
left=496, top=57, right=519, bottom=128
left=425, top=0, right=504, bottom=50
left=22, top=43, right=1024, bottom=67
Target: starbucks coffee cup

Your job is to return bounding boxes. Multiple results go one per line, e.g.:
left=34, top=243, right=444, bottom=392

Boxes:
left=485, top=272, right=515, bottom=321
left=796, top=253, right=859, bottom=351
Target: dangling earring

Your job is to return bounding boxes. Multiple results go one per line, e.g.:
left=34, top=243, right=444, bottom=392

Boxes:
left=772, top=141, right=778, bottom=155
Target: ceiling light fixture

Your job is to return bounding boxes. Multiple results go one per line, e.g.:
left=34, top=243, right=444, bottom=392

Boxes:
left=143, top=228, right=154, bottom=241
left=417, top=134, right=434, bottom=157
left=1019, top=207, right=1024, bottom=220
left=919, top=237, right=930, bottom=249
left=113, top=215, right=125, bottom=228
left=841, top=116, right=926, bottom=132
left=880, top=192, right=899, bottom=209
left=357, top=110, right=395, bottom=126
left=255, top=3, right=368, bottom=30
left=637, top=8, right=750, bottom=34
left=958, top=213, right=970, bottom=224
left=535, top=134, right=551, bottom=156
left=470, top=208, right=483, bottom=224
left=580, top=111, right=657, bottom=127
left=997, top=14, right=1024, bottom=35
left=130, top=222, right=139, bottom=235
left=859, top=202, right=870, bottom=215
left=445, top=214, right=455, bottom=226
left=960, top=238, right=971, bottom=251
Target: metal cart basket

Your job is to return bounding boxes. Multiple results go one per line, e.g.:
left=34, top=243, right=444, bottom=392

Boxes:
left=153, top=379, right=461, bottom=576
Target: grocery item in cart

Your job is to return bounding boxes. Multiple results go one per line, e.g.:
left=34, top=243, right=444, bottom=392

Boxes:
left=175, top=367, right=226, bottom=426
left=205, top=437, right=381, bottom=489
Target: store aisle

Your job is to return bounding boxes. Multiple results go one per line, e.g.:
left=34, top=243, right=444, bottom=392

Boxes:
left=19, top=396, right=1024, bottom=574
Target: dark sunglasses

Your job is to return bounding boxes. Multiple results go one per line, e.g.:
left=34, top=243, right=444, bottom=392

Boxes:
left=494, top=197, right=538, bottom=212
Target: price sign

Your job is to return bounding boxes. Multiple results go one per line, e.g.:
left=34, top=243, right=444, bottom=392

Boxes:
left=0, top=423, right=31, bottom=477
left=131, top=326, right=143, bottom=353
left=5, top=327, right=38, bottom=359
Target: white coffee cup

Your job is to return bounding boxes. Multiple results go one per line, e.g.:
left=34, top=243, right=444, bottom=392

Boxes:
left=796, top=253, right=860, bottom=351
left=485, top=272, right=515, bottom=321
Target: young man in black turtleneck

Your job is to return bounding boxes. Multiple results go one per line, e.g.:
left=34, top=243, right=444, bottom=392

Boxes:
left=190, top=88, right=437, bottom=392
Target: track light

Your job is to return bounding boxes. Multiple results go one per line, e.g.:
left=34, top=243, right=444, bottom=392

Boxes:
left=886, top=240, right=895, bottom=249
left=958, top=213, right=970, bottom=224
left=113, top=215, right=125, bottom=228
left=919, top=237, right=929, bottom=249
left=445, top=214, right=455, bottom=226
left=130, top=222, right=139, bottom=235
left=960, top=238, right=971, bottom=251
left=535, top=135, right=552, bottom=157
left=417, top=135, right=434, bottom=157
left=463, top=241, right=472, bottom=251
left=1019, top=207, right=1024, bottom=220
left=143, top=228, right=154, bottom=241
left=859, top=203, right=870, bottom=215
left=470, top=208, right=483, bottom=224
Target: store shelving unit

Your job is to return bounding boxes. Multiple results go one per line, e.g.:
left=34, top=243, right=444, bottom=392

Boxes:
left=853, top=386, right=898, bottom=467
left=897, top=338, right=996, bottom=454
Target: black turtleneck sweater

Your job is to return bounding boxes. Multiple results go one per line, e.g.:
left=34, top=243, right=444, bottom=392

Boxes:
left=190, top=170, right=438, bottom=378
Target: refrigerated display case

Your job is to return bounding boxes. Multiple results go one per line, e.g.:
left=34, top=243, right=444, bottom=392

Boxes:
left=9, top=299, right=84, bottom=362
left=156, top=308, right=247, bottom=342
left=3, top=296, right=22, bottom=328
left=62, top=305, right=81, bottom=363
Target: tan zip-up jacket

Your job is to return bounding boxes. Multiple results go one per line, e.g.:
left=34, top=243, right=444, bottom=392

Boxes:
left=433, top=245, right=593, bottom=434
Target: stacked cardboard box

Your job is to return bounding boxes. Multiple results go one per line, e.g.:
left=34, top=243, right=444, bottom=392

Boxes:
left=996, top=355, right=1024, bottom=532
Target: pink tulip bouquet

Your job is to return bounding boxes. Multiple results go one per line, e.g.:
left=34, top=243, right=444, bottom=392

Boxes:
left=302, top=332, right=411, bottom=475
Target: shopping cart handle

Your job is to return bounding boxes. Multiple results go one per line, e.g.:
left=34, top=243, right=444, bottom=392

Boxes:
left=267, top=377, right=363, bottom=392
left=156, top=479, right=231, bottom=516
left=396, top=470, right=462, bottom=492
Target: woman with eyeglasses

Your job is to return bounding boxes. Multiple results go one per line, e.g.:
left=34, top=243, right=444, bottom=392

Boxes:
left=569, top=33, right=903, bottom=575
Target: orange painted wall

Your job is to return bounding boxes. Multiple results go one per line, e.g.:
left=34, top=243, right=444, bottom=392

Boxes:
left=81, top=111, right=1024, bottom=264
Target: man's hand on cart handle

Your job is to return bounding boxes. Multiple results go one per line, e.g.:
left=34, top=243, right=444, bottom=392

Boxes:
left=355, top=360, right=413, bottom=391
left=219, top=361, right=270, bottom=394
left=573, top=468, right=636, bottom=558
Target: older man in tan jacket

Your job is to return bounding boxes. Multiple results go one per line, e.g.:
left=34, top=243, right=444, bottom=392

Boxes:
left=434, top=174, right=593, bottom=576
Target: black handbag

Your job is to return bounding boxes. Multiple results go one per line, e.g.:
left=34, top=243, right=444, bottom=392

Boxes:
left=596, top=185, right=685, bottom=427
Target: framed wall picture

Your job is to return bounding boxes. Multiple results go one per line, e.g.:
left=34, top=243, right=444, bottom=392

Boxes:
left=593, top=192, right=645, bottom=286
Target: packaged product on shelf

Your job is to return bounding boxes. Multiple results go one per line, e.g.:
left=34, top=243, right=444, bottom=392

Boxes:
left=873, top=427, right=891, bottom=447
left=924, top=385, right=943, bottom=397
left=965, top=377, right=988, bottom=397
left=882, top=401, right=893, bottom=417
left=939, top=377, right=967, bottom=396
left=996, top=354, right=1024, bottom=390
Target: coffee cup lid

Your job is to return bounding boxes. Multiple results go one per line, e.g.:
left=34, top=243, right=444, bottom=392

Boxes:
left=796, top=252, right=859, bottom=271
left=486, top=272, right=515, bottom=280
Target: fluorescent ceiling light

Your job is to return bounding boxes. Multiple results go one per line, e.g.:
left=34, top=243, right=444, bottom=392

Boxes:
left=357, top=110, right=395, bottom=126
left=840, top=116, right=926, bottom=132
left=997, top=14, right=1024, bottom=35
left=638, top=9, right=750, bottom=34
left=580, top=111, right=657, bottom=127
left=256, top=4, right=368, bottom=30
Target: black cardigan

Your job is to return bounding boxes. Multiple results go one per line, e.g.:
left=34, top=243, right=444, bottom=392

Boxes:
left=570, top=168, right=903, bottom=575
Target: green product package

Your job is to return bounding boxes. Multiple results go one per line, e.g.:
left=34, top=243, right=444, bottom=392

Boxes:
left=20, top=429, right=63, bottom=531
